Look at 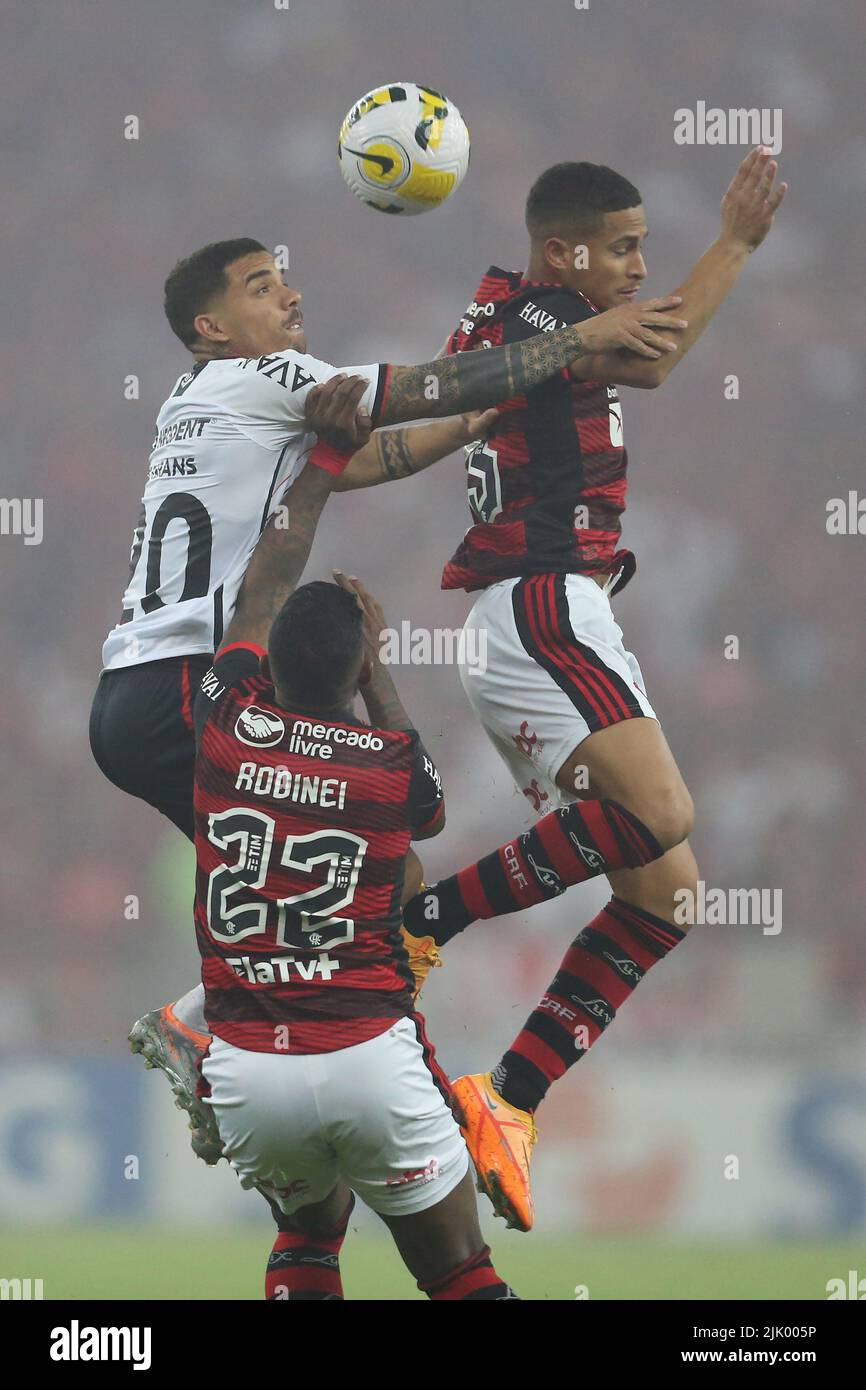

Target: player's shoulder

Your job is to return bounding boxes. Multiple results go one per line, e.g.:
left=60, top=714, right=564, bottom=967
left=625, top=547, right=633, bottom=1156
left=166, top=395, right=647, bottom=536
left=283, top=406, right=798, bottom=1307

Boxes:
left=199, top=350, right=324, bottom=397
left=163, top=350, right=337, bottom=424
left=505, top=273, right=596, bottom=330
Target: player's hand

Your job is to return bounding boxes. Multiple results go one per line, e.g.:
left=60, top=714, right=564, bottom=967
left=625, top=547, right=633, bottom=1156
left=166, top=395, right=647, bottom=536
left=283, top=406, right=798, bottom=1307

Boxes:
left=457, top=407, right=499, bottom=444
left=576, top=296, right=688, bottom=361
left=720, top=146, right=788, bottom=252
left=332, top=570, right=387, bottom=683
left=305, top=374, right=373, bottom=452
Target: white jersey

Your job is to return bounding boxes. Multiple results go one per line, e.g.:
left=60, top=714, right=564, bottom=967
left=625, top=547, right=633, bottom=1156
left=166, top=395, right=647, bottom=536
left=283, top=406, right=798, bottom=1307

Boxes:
left=101, top=351, right=385, bottom=670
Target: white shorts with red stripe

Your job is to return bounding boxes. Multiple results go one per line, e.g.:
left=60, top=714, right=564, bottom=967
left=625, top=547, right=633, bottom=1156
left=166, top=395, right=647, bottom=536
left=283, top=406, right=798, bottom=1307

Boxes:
left=458, top=573, right=657, bottom=816
left=201, top=1015, right=469, bottom=1218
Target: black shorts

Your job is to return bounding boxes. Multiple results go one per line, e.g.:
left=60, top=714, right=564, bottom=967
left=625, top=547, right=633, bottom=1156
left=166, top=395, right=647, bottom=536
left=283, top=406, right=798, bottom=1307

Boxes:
left=89, top=655, right=211, bottom=841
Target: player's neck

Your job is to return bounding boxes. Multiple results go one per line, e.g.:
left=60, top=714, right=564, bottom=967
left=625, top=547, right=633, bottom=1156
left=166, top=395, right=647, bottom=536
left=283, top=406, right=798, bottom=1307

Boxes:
left=274, top=688, right=357, bottom=724
left=525, top=251, right=566, bottom=287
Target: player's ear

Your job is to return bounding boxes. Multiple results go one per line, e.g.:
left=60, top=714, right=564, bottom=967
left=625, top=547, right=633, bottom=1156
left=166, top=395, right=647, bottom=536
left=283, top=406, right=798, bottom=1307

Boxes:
left=543, top=235, right=572, bottom=275
left=358, top=654, right=374, bottom=687
left=193, top=311, right=229, bottom=345
left=260, top=653, right=272, bottom=680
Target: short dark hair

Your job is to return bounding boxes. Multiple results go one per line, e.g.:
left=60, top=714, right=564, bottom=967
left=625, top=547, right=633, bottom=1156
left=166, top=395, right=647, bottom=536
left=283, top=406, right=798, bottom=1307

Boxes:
left=268, top=582, right=364, bottom=706
left=525, top=163, right=641, bottom=238
left=163, top=238, right=267, bottom=347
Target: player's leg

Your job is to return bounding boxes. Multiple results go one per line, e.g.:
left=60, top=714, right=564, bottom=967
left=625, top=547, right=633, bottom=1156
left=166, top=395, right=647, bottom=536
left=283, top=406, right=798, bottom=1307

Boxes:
left=202, top=1037, right=351, bottom=1298
left=262, top=1185, right=355, bottom=1301
left=91, top=655, right=219, bottom=1155
left=488, top=718, right=698, bottom=1119
left=335, top=1016, right=518, bottom=1300
left=424, top=575, right=696, bottom=1227
left=379, top=1170, right=518, bottom=1299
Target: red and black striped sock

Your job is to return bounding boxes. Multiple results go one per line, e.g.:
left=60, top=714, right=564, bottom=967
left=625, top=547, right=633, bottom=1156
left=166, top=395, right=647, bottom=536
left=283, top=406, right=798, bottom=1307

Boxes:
left=404, top=799, right=663, bottom=946
left=419, top=1245, right=519, bottom=1300
left=265, top=1197, right=354, bottom=1301
left=492, top=897, right=686, bottom=1113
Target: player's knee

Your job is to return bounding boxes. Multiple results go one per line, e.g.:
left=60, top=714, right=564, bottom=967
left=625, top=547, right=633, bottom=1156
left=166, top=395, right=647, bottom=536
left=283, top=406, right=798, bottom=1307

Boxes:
left=645, top=784, right=694, bottom=852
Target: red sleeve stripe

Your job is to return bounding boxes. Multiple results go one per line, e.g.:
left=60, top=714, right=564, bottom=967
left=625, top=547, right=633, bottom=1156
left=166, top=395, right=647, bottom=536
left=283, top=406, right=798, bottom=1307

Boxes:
left=219, top=641, right=267, bottom=660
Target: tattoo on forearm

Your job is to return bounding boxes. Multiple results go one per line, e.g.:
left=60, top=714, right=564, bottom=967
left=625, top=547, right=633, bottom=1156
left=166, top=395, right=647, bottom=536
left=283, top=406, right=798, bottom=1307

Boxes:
left=380, top=324, right=587, bottom=425
left=228, top=467, right=330, bottom=641
left=377, top=429, right=418, bottom=482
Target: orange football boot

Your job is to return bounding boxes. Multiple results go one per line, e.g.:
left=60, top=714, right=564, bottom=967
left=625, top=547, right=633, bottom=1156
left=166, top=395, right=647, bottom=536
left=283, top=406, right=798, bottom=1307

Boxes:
left=451, top=1072, right=538, bottom=1231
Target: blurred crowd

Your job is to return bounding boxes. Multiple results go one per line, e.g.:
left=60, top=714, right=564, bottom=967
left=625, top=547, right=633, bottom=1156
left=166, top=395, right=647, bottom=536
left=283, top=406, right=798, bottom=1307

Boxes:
left=2, top=0, right=864, bottom=1078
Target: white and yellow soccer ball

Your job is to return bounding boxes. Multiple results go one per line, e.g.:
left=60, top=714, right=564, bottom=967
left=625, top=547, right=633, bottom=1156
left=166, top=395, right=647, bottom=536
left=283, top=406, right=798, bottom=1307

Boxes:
left=338, top=83, right=470, bottom=216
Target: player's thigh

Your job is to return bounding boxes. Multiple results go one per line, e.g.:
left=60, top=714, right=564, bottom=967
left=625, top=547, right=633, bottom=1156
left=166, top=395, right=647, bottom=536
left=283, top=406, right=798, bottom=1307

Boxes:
left=460, top=575, right=657, bottom=815
left=201, top=1038, right=338, bottom=1215
left=324, top=1017, right=469, bottom=1222
left=557, top=718, right=695, bottom=849
left=377, top=1168, right=486, bottom=1285
left=89, top=654, right=209, bottom=840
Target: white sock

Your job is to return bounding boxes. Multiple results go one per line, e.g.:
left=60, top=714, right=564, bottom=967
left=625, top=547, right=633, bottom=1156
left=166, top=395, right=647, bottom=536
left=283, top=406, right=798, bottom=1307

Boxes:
left=171, top=983, right=209, bottom=1036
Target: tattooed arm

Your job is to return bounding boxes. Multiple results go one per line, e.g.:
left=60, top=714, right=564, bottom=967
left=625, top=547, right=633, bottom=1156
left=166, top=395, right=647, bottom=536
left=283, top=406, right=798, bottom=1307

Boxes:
left=332, top=409, right=498, bottom=491
left=222, top=376, right=372, bottom=650
left=221, top=461, right=334, bottom=652
left=375, top=296, right=686, bottom=425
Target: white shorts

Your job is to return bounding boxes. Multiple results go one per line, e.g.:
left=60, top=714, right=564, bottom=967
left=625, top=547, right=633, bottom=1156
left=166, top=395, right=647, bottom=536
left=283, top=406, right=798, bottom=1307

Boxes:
left=459, top=573, right=656, bottom=815
left=201, top=1016, right=469, bottom=1218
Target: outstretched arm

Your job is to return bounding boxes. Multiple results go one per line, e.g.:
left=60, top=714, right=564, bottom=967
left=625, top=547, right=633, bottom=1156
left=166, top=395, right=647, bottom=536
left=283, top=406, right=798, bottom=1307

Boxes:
left=572, top=146, right=788, bottom=390
left=375, top=295, right=688, bottom=424
left=331, top=410, right=498, bottom=491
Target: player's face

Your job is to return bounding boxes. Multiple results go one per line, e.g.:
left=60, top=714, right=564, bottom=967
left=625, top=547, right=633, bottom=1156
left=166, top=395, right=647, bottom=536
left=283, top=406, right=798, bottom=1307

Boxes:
left=205, top=253, right=307, bottom=356
left=564, top=206, right=649, bottom=311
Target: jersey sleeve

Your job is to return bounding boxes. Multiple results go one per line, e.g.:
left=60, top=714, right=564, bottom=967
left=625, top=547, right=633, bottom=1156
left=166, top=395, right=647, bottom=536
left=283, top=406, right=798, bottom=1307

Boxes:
left=229, top=352, right=388, bottom=429
left=405, top=732, right=445, bottom=837
left=193, top=642, right=266, bottom=746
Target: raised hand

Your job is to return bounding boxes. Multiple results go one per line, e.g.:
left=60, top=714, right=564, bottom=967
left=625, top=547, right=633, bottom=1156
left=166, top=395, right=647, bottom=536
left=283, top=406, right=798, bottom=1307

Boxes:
left=720, top=146, right=788, bottom=252
left=332, top=570, right=388, bottom=680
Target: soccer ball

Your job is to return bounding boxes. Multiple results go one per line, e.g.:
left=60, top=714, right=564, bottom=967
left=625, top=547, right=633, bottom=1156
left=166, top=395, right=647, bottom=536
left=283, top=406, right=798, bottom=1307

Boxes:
left=338, top=83, right=470, bottom=216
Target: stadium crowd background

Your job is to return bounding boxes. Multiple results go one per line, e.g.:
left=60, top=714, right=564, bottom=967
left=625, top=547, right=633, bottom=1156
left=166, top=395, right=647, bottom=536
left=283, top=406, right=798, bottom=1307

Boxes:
left=2, top=0, right=863, bottom=1246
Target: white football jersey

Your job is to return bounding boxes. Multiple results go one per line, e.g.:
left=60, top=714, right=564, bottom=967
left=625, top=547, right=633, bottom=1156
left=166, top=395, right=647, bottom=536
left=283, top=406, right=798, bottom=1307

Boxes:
left=101, top=352, right=384, bottom=670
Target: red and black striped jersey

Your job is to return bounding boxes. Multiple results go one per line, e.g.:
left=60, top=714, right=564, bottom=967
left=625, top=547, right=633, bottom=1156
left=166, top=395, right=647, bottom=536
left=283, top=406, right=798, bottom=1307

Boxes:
left=193, top=647, right=444, bottom=1054
left=441, top=267, right=635, bottom=595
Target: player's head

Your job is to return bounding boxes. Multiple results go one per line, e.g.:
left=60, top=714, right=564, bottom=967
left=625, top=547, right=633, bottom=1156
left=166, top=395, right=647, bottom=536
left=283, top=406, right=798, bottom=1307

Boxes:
left=264, top=581, right=369, bottom=713
left=525, top=163, right=647, bottom=310
left=163, top=240, right=306, bottom=359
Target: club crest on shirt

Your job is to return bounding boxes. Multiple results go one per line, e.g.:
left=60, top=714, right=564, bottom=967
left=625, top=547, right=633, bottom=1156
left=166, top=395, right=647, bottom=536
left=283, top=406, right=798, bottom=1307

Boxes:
left=235, top=705, right=285, bottom=748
